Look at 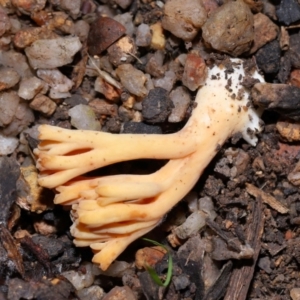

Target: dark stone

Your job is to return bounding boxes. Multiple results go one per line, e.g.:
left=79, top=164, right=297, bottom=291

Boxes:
left=173, top=274, right=190, bottom=291
left=252, top=82, right=300, bottom=120
left=138, top=271, right=160, bottom=300
left=122, top=121, right=162, bottom=134
left=142, top=87, right=173, bottom=123
left=0, top=157, right=20, bottom=225
left=277, top=52, right=291, bottom=83
left=52, top=106, right=69, bottom=121
left=64, top=94, right=87, bottom=107
left=105, top=117, right=121, bottom=133
left=289, top=32, right=300, bottom=68
left=7, top=278, right=73, bottom=300
left=276, top=0, right=300, bottom=25
left=31, top=235, right=65, bottom=258
left=255, top=40, right=281, bottom=74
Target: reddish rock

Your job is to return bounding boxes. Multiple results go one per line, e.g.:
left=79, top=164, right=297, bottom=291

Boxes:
left=87, top=16, right=126, bottom=56
left=182, top=53, right=207, bottom=91
left=135, top=246, right=167, bottom=269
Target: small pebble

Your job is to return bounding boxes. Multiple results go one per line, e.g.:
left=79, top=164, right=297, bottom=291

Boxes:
left=114, top=0, right=133, bottom=9
left=118, top=106, right=134, bottom=122
left=0, top=7, right=11, bottom=37
left=289, top=32, right=300, bottom=68
left=12, top=0, right=47, bottom=15
left=168, top=86, right=190, bottom=123
left=68, top=104, right=101, bottom=130
left=173, top=274, right=190, bottom=291
left=116, top=64, right=148, bottom=98
left=98, top=261, right=130, bottom=277
left=145, top=51, right=165, bottom=78
left=62, top=262, right=95, bottom=291
left=0, top=49, right=33, bottom=78
left=37, top=69, right=73, bottom=93
left=252, top=82, right=300, bottom=120
left=13, top=27, right=58, bottom=49
left=142, top=87, right=173, bottom=123
left=94, top=77, right=120, bottom=102
left=18, top=76, right=48, bottom=100
left=276, top=0, right=300, bottom=25
left=257, top=256, right=272, bottom=273
left=33, top=220, right=57, bottom=235
left=173, top=211, right=206, bottom=239
left=59, top=0, right=81, bottom=19
left=289, top=69, right=300, bottom=87
left=290, top=288, right=300, bottom=300
left=114, top=13, right=135, bottom=37
left=64, top=94, right=87, bottom=107
left=2, top=101, right=34, bottom=136
left=250, top=13, right=279, bottom=54
left=135, top=246, right=167, bottom=269
left=198, top=196, right=216, bottom=220
left=202, top=1, right=254, bottom=56
left=74, top=20, right=90, bottom=42
left=0, top=67, right=20, bottom=91
left=276, top=121, right=300, bottom=142
left=162, top=0, right=207, bottom=41
left=135, top=23, right=152, bottom=47
left=89, top=98, right=118, bottom=117
left=122, top=122, right=162, bottom=134
left=25, top=36, right=82, bottom=69
left=102, top=286, right=136, bottom=300
left=30, top=94, right=57, bottom=116
left=153, top=70, right=177, bottom=92
left=150, top=22, right=166, bottom=50
left=255, top=40, right=281, bottom=74
left=0, top=91, right=19, bottom=127
left=182, top=53, right=207, bottom=91
left=77, top=286, right=105, bottom=300
left=0, top=133, right=19, bottom=155
left=107, top=36, right=137, bottom=67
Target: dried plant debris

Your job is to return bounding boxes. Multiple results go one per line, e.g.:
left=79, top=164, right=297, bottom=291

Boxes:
left=0, top=156, right=20, bottom=225
left=1, top=0, right=300, bottom=298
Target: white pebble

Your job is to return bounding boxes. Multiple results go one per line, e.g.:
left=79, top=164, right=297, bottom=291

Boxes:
left=174, top=211, right=206, bottom=239
left=77, top=286, right=105, bottom=300
left=136, top=24, right=152, bottom=47
left=37, top=69, right=73, bottom=93
left=153, top=70, right=177, bottom=92
left=25, top=36, right=82, bottom=69
left=168, top=86, right=190, bottom=123
left=114, top=13, right=135, bottom=37
left=62, top=262, right=94, bottom=291
left=68, top=104, right=101, bottom=131
left=0, top=133, right=19, bottom=155
left=0, top=91, right=19, bottom=126
left=18, top=76, right=48, bottom=100
left=98, top=261, right=130, bottom=277
left=0, top=67, right=20, bottom=91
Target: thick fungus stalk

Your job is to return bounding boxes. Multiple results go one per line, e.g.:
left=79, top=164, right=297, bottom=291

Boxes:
left=34, top=59, right=265, bottom=270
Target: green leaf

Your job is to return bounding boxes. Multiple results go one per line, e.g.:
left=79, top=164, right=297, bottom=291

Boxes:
left=142, top=238, right=173, bottom=287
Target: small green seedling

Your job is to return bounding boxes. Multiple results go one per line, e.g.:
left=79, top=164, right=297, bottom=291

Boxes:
left=142, top=238, right=173, bottom=287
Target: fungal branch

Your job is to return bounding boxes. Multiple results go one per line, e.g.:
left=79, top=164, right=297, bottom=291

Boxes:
left=34, top=58, right=265, bottom=270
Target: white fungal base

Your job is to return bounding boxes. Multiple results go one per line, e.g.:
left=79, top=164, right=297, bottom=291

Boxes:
left=34, top=58, right=265, bottom=270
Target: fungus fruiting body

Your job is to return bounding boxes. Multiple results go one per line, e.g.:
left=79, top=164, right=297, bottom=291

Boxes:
left=34, top=58, right=265, bottom=270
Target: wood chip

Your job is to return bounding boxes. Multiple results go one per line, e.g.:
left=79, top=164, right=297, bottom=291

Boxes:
left=224, top=195, right=264, bottom=300
left=246, top=183, right=289, bottom=214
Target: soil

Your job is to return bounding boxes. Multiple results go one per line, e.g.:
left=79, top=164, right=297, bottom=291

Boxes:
left=1, top=0, right=300, bottom=300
